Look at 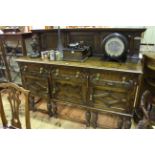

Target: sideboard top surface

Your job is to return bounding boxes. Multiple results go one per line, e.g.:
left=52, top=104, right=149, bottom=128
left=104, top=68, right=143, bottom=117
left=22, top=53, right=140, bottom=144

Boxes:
left=0, top=32, right=32, bottom=36
left=16, top=57, right=142, bottom=74
left=31, top=28, right=146, bottom=33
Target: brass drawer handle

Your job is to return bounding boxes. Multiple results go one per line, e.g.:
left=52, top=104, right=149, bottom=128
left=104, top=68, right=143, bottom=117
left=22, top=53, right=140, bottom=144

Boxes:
left=23, top=65, right=27, bottom=71
left=75, top=71, right=80, bottom=78
left=95, top=73, right=100, bottom=80
left=122, top=77, right=126, bottom=82
left=40, top=67, right=44, bottom=74
left=106, top=82, right=115, bottom=86
left=52, top=88, right=56, bottom=94
left=55, top=69, right=59, bottom=76
left=90, top=94, right=93, bottom=101
left=65, top=77, right=70, bottom=80
left=45, top=88, right=48, bottom=93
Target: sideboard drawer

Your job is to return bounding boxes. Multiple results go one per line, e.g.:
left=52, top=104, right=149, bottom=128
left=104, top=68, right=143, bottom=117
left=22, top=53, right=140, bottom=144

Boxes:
left=90, top=70, right=138, bottom=84
left=52, top=66, right=85, bottom=83
left=20, top=63, right=49, bottom=75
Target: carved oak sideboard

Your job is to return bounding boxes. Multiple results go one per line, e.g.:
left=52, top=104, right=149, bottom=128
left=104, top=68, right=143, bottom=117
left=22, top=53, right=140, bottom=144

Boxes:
left=16, top=57, right=142, bottom=128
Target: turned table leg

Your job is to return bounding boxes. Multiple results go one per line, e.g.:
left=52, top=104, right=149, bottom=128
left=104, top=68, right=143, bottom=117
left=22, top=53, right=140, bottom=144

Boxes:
left=122, top=117, right=132, bottom=129
left=91, top=112, right=98, bottom=128
left=52, top=101, right=57, bottom=117
left=85, top=111, right=91, bottom=127
left=47, top=98, right=53, bottom=117
left=117, top=118, right=124, bottom=129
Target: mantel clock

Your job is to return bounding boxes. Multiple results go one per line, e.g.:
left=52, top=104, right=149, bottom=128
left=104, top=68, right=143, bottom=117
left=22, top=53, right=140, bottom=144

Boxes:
left=102, top=33, right=128, bottom=62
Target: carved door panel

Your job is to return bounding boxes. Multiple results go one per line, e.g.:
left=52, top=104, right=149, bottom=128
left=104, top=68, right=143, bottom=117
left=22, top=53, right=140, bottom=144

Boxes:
left=19, top=63, right=51, bottom=97
left=52, top=80, right=85, bottom=104
left=89, top=86, right=133, bottom=113
left=89, top=70, right=138, bottom=114
left=22, top=75, right=50, bottom=98
left=51, top=66, right=87, bottom=105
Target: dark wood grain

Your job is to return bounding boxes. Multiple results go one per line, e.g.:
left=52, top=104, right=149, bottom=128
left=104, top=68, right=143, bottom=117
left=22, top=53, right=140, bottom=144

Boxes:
left=16, top=57, right=142, bottom=128
left=0, top=82, right=31, bottom=129
left=32, top=28, right=145, bottom=58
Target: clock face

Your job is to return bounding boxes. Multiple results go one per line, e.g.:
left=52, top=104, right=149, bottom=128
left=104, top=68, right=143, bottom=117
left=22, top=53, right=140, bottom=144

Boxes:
left=105, top=37, right=125, bottom=57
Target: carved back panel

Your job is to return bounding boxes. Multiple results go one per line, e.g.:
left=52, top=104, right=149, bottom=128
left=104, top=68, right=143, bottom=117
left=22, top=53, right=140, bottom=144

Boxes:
left=0, top=82, right=30, bottom=128
left=32, top=28, right=146, bottom=58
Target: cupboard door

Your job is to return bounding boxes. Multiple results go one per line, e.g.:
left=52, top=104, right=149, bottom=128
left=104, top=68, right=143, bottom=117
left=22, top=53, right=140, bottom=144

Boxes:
left=89, top=70, right=138, bottom=114
left=51, top=66, right=88, bottom=105
left=23, top=75, right=50, bottom=98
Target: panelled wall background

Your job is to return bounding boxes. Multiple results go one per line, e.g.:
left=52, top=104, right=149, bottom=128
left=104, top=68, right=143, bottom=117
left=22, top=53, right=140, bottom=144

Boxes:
left=1, top=26, right=155, bottom=52
left=30, top=26, right=155, bottom=52
left=31, top=26, right=155, bottom=42
left=1, top=26, right=155, bottom=45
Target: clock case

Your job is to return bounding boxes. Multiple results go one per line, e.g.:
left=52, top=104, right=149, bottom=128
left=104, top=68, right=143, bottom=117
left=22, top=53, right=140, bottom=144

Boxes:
left=101, top=33, right=128, bottom=62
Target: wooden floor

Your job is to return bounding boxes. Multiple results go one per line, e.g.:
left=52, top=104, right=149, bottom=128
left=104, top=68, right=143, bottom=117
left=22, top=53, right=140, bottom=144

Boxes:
left=0, top=94, right=137, bottom=129
left=27, top=99, right=137, bottom=129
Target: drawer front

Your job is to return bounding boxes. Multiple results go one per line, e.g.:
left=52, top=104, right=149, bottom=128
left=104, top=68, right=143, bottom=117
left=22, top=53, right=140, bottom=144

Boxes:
left=20, top=63, right=49, bottom=76
left=51, top=66, right=86, bottom=83
left=90, top=70, right=138, bottom=84
left=89, top=70, right=139, bottom=113
left=23, top=75, right=50, bottom=97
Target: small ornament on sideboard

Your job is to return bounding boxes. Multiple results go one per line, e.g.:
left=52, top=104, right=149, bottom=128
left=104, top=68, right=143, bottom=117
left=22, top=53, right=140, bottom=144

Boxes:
left=63, top=41, right=91, bottom=62
left=29, top=34, right=40, bottom=58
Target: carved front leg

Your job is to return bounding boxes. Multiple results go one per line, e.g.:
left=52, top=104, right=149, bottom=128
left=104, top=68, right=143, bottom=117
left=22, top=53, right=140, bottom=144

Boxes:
left=85, top=111, right=91, bottom=127
left=52, top=101, right=57, bottom=118
left=117, top=118, right=124, bottom=129
left=47, top=98, right=53, bottom=117
left=137, top=119, right=152, bottom=129
left=91, top=112, right=98, bottom=128
left=29, top=95, right=36, bottom=111
left=121, top=117, right=132, bottom=129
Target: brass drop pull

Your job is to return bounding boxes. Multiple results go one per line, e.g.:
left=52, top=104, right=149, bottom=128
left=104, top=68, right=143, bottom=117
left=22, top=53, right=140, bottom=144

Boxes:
left=86, top=75, right=89, bottom=88
left=23, top=65, right=27, bottom=71
left=134, top=81, right=137, bottom=86
left=52, top=88, right=56, bottom=94
left=96, top=73, right=100, bottom=80
left=122, top=77, right=126, bottom=82
left=46, top=88, right=48, bottom=93
left=40, top=67, right=44, bottom=74
left=65, top=76, right=70, bottom=80
left=107, top=82, right=114, bottom=86
left=90, top=94, right=93, bottom=101
left=75, top=71, right=80, bottom=78
left=55, top=69, right=59, bottom=76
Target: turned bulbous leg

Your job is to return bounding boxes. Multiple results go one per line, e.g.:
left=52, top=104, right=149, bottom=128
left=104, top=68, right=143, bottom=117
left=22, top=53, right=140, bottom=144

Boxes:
left=85, top=111, right=91, bottom=127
